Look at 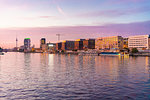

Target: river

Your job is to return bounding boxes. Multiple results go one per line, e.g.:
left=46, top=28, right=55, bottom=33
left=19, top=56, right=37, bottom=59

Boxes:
left=0, top=52, right=150, bottom=100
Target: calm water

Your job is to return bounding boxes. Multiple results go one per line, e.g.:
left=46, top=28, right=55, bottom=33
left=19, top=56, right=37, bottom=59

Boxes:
left=0, top=52, right=150, bottom=100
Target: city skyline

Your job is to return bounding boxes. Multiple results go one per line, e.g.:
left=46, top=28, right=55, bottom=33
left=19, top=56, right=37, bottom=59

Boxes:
left=0, top=0, right=150, bottom=48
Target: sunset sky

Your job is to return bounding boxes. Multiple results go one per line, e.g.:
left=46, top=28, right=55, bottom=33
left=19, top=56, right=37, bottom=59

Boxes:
left=0, top=0, right=150, bottom=48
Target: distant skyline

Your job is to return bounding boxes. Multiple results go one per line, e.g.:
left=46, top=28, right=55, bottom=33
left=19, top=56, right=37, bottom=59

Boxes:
left=0, top=0, right=150, bottom=48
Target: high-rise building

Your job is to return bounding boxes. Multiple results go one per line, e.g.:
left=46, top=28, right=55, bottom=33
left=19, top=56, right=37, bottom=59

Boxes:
left=95, top=36, right=123, bottom=50
left=40, top=38, right=46, bottom=48
left=123, top=38, right=128, bottom=48
left=24, top=38, right=31, bottom=51
left=128, top=35, right=150, bottom=50
left=40, top=38, right=47, bottom=52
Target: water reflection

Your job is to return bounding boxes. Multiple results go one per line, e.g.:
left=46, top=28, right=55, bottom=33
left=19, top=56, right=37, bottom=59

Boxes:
left=0, top=53, right=150, bottom=99
left=145, top=57, right=150, bottom=78
left=48, top=54, right=54, bottom=66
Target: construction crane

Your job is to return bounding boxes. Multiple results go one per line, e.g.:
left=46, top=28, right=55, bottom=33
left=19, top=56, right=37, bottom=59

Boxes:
left=56, top=34, right=61, bottom=42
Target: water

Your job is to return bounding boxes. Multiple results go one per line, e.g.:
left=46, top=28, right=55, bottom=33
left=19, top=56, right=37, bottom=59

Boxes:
left=0, top=52, right=150, bottom=100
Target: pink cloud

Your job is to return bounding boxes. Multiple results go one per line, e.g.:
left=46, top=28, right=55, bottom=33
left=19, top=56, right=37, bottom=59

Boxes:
left=56, top=5, right=67, bottom=17
left=21, top=15, right=62, bottom=20
left=0, top=20, right=150, bottom=48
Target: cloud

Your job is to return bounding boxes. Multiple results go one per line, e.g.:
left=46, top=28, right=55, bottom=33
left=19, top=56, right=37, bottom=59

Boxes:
left=21, top=15, right=61, bottom=20
left=0, top=20, right=150, bottom=48
left=38, top=16, right=60, bottom=19
left=53, top=0, right=67, bottom=17
left=77, top=6, right=150, bottom=18
left=2, top=20, right=150, bottom=35
left=56, top=5, right=67, bottom=17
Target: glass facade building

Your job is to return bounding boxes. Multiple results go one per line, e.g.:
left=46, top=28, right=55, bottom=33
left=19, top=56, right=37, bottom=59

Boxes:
left=95, top=36, right=123, bottom=50
left=24, top=38, right=31, bottom=51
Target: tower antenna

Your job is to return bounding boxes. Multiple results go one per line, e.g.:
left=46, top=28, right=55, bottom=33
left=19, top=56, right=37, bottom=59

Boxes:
left=16, top=34, right=18, bottom=48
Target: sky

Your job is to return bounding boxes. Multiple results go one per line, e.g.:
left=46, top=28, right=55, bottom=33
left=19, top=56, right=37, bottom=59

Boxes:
left=0, top=0, right=150, bottom=48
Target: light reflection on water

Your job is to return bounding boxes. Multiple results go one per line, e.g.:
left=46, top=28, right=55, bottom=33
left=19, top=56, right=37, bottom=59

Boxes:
left=0, top=52, right=150, bottom=100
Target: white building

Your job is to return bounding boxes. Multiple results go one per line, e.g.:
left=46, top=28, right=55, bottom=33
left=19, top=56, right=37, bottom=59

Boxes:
left=128, top=35, right=150, bottom=50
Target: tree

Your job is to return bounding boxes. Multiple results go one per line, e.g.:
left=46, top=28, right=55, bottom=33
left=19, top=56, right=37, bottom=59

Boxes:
left=61, top=50, right=64, bottom=53
left=132, top=48, right=138, bottom=53
left=124, top=47, right=130, bottom=53
left=0, top=47, right=3, bottom=52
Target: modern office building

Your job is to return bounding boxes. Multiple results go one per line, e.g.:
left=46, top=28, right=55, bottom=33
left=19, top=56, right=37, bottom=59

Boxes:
left=40, top=38, right=46, bottom=48
left=40, top=38, right=47, bottom=52
left=95, top=36, right=123, bottom=50
left=123, top=38, right=128, bottom=48
left=83, top=39, right=95, bottom=49
left=128, top=35, right=150, bottom=50
left=56, top=42, right=62, bottom=50
left=74, top=39, right=85, bottom=50
left=24, top=38, right=31, bottom=51
left=47, top=43, right=56, bottom=52
left=61, top=40, right=75, bottom=51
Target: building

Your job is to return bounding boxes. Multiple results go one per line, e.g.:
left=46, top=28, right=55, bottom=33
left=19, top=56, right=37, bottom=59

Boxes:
left=61, top=40, right=75, bottom=51
left=41, top=44, right=47, bottom=52
left=95, top=36, right=123, bottom=50
left=74, top=39, right=85, bottom=50
left=128, top=35, right=150, bottom=50
left=34, top=48, right=42, bottom=53
left=40, top=38, right=46, bottom=48
left=24, top=38, right=31, bottom=51
left=19, top=45, right=24, bottom=52
left=47, top=43, right=56, bottom=53
left=83, top=39, right=95, bottom=49
left=123, top=38, right=128, bottom=48
left=56, top=42, right=62, bottom=51
left=0, top=47, right=3, bottom=52
left=40, top=38, right=47, bottom=52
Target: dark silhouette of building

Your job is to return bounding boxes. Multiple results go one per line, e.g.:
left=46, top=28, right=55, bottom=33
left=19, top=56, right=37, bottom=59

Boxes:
left=83, top=39, right=95, bottom=49
left=61, top=41, right=75, bottom=51
left=74, top=39, right=85, bottom=50
left=56, top=42, right=62, bottom=51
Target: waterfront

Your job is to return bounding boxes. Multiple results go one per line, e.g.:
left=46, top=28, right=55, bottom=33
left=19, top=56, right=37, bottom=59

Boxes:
left=0, top=53, right=150, bottom=100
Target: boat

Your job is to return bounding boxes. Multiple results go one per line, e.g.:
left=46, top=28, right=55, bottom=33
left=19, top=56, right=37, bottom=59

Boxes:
left=99, top=52, right=120, bottom=56
left=99, top=52, right=129, bottom=56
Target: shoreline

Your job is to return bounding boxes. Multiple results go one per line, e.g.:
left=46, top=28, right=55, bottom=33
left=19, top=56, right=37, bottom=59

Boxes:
left=4, top=51, right=150, bottom=57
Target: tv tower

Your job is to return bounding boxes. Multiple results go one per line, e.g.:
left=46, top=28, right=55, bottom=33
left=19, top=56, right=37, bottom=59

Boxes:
left=16, top=36, right=18, bottom=48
